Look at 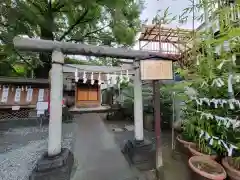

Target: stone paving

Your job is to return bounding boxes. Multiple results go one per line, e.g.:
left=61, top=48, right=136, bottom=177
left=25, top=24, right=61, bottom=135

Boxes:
left=70, top=113, right=143, bottom=180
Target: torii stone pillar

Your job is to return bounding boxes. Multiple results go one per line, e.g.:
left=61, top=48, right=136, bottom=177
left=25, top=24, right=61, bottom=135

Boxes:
left=48, top=50, right=64, bottom=156
left=133, top=62, right=144, bottom=142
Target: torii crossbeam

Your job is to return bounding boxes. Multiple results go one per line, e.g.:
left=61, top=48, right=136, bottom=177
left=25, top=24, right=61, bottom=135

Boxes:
left=13, top=37, right=173, bottom=60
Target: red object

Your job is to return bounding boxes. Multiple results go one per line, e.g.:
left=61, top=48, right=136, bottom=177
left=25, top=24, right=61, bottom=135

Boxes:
left=48, top=94, right=50, bottom=113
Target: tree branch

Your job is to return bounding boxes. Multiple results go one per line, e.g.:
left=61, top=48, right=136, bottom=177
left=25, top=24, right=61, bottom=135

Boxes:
left=0, top=61, right=21, bottom=75
left=52, top=1, right=65, bottom=12
left=68, top=23, right=110, bottom=42
left=0, top=35, right=34, bottom=69
left=14, top=50, right=34, bottom=68
left=0, top=22, right=9, bottom=28
left=83, top=24, right=110, bottom=38
left=26, top=0, right=45, bottom=15
left=70, top=35, right=102, bottom=43
left=59, top=9, right=89, bottom=41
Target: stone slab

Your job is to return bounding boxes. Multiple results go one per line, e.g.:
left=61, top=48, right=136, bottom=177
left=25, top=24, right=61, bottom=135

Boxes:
left=70, top=114, right=140, bottom=180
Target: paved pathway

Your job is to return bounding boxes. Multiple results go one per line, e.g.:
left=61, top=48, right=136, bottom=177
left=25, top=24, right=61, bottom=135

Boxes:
left=70, top=113, right=140, bottom=180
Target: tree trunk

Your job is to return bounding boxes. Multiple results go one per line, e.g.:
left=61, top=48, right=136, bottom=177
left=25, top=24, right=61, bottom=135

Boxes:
left=34, top=28, right=54, bottom=78
left=32, top=0, right=55, bottom=80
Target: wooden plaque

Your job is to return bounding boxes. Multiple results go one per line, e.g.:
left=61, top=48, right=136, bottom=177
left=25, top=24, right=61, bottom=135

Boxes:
left=140, top=60, right=173, bottom=80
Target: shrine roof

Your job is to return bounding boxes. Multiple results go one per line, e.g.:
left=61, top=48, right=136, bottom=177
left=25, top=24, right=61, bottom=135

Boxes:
left=0, top=77, right=49, bottom=84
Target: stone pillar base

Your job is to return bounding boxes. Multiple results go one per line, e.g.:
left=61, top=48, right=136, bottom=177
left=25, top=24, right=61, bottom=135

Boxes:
left=121, top=139, right=154, bottom=171
left=29, top=148, right=74, bottom=180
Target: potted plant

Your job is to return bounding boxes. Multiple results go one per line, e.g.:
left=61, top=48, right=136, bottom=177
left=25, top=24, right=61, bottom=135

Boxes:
left=188, top=140, right=218, bottom=160
left=189, top=156, right=227, bottom=180
left=222, top=157, right=240, bottom=180
left=175, top=111, right=197, bottom=155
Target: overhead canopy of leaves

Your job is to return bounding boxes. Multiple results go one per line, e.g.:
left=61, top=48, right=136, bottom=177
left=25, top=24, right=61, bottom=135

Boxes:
left=0, top=0, right=144, bottom=77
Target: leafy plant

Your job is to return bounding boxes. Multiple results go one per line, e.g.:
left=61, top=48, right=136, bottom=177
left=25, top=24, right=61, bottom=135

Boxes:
left=180, top=0, right=240, bottom=160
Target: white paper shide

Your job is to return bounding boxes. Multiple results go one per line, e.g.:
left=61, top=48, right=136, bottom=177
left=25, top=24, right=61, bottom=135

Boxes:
left=14, top=88, right=21, bottom=102
left=38, top=89, right=44, bottom=102
left=1, top=87, right=9, bottom=103
left=26, top=88, right=33, bottom=102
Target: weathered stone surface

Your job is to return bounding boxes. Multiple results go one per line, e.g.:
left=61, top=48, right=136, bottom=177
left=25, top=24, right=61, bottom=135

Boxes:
left=70, top=114, right=140, bottom=180
left=29, top=149, right=74, bottom=180
left=35, top=148, right=72, bottom=172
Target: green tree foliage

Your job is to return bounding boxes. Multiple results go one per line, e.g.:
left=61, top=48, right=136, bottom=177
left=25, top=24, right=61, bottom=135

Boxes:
left=0, top=0, right=144, bottom=78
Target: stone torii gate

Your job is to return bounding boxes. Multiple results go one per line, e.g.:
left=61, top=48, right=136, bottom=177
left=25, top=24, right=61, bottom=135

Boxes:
left=13, top=37, right=173, bottom=179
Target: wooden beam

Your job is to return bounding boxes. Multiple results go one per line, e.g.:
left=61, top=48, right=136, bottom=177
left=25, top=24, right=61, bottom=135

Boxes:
left=13, top=37, right=175, bottom=60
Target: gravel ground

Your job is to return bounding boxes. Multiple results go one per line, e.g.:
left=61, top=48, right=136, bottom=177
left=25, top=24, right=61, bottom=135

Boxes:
left=0, top=123, right=77, bottom=180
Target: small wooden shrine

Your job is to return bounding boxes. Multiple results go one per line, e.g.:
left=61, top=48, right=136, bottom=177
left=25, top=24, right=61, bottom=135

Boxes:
left=63, top=64, right=132, bottom=108
left=75, top=74, right=106, bottom=108
left=0, top=77, right=49, bottom=110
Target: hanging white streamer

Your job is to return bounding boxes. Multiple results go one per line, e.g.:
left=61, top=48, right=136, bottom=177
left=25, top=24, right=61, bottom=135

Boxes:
left=223, top=41, right=230, bottom=52
left=91, top=72, right=94, bottom=85
left=83, top=71, right=87, bottom=84
left=211, top=78, right=224, bottom=87
left=232, top=54, right=236, bottom=65
left=217, top=60, right=226, bottom=70
left=228, top=74, right=234, bottom=94
left=197, top=111, right=240, bottom=129
left=112, top=72, right=117, bottom=85
left=229, top=99, right=235, bottom=109
left=215, top=44, right=221, bottom=55
left=200, top=81, right=208, bottom=88
left=199, top=130, right=204, bottom=138
left=119, top=71, right=123, bottom=84
left=220, top=99, right=228, bottom=108
left=14, top=88, right=21, bottom=102
left=209, top=136, right=219, bottom=145
left=210, top=98, right=218, bottom=108
left=199, top=130, right=238, bottom=156
left=126, top=70, right=130, bottom=82
left=98, top=72, right=101, bottom=85
left=196, top=55, right=200, bottom=65
left=38, top=89, right=44, bottom=102
left=191, top=96, right=240, bottom=109
left=26, top=88, right=33, bottom=102
left=106, top=73, right=110, bottom=85
left=235, top=75, right=240, bottom=83
left=213, top=17, right=220, bottom=33
left=75, top=68, right=79, bottom=82
left=1, top=87, right=9, bottom=103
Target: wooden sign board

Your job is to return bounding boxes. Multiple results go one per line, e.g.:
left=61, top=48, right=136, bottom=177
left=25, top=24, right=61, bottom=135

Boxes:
left=140, top=60, right=173, bottom=80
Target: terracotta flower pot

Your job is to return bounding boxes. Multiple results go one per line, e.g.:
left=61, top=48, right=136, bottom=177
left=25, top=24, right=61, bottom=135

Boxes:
left=188, top=144, right=217, bottom=160
left=222, top=157, right=240, bottom=180
left=176, top=135, right=195, bottom=156
left=189, top=156, right=227, bottom=180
